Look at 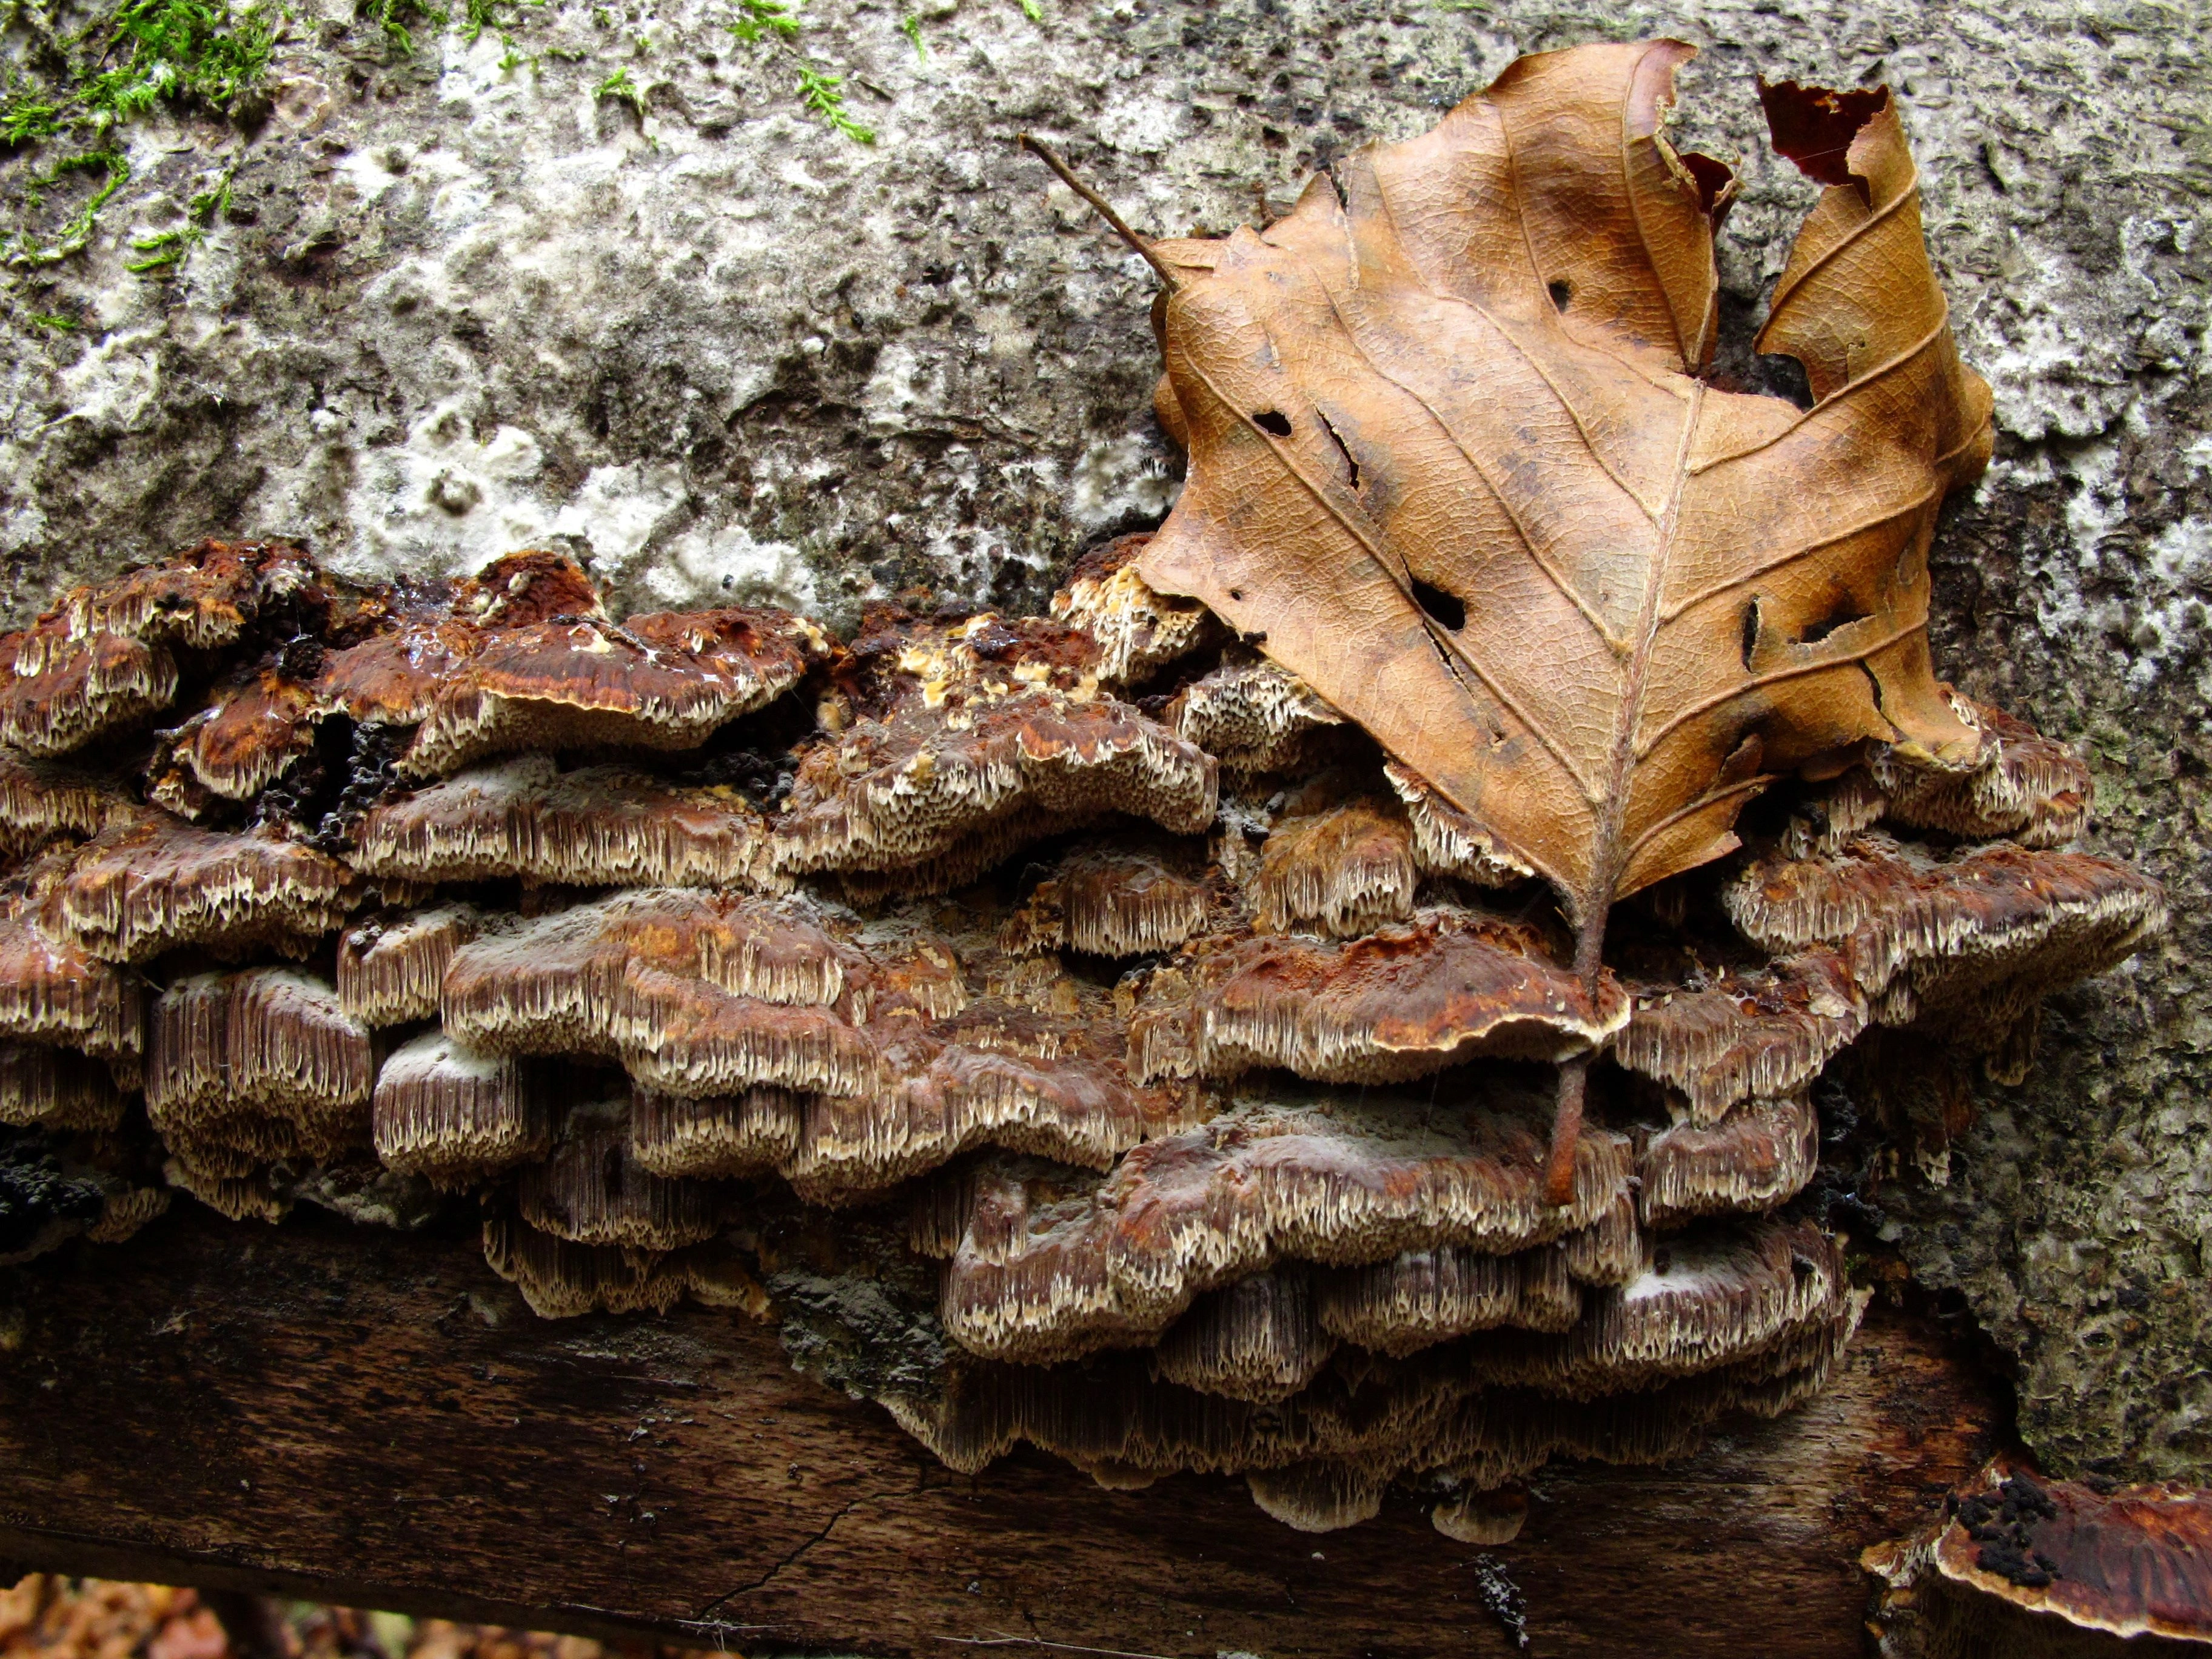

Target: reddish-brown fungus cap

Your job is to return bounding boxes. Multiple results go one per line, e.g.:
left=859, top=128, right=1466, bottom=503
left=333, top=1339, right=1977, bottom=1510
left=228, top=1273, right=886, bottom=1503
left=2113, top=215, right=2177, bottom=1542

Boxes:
left=0, top=1041, right=126, bottom=1132
left=1139, top=908, right=1629, bottom=1085
left=1153, top=1269, right=1338, bottom=1403
left=338, top=903, right=487, bottom=1026
left=936, top=1088, right=1632, bottom=1364
left=1000, top=845, right=1213, bottom=959
left=144, top=967, right=376, bottom=1164
left=0, top=753, right=129, bottom=855
left=1168, top=656, right=1346, bottom=776
left=1724, top=833, right=2167, bottom=1027
left=1638, top=1094, right=1819, bottom=1228
left=0, top=853, right=146, bottom=1081
left=515, top=1106, right=726, bottom=1250
left=372, top=1030, right=552, bottom=1187
left=157, top=665, right=327, bottom=803
left=776, top=682, right=1217, bottom=880
left=0, top=540, right=324, bottom=756
left=1926, top=1458, right=2212, bottom=1642
left=1252, top=795, right=1418, bottom=938
left=1876, top=700, right=2093, bottom=850
left=400, top=594, right=824, bottom=780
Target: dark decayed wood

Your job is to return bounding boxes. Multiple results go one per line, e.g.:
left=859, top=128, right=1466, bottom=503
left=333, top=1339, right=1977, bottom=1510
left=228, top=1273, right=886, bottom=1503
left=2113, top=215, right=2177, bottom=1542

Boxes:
left=0, top=1204, right=1999, bottom=1657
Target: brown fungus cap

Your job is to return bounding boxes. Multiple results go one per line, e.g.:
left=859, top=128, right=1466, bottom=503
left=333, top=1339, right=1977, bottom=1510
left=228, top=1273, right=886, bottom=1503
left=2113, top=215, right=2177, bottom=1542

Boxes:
left=155, top=664, right=326, bottom=805
left=1638, top=1094, right=1820, bottom=1228
left=1168, top=656, right=1346, bottom=776
left=49, top=809, right=358, bottom=964
left=1382, top=762, right=1538, bottom=886
left=372, top=1030, right=553, bottom=1187
left=1559, top=1187, right=1649, bottom=1287
left=1252, top=793, right=1418, bottom=938
left=144, top=967, right=376, bottom=1165
left=1134, top=908, right=1629, bottom=1085
left=891, top=1291, right=1860, bottom=1525
left=0, top=540, right=322, bottom=756
left=400, top=571, right=824, bottom=780
left=1048, top=533, right=1214, bottom=686
left=0, top=854, right=146, bottom=1083
left=481, top=1205, right=766, bottom=1320
left=1614, top=948, right=1866, bottom=1124
left=1430, top=1485, right=1532, bottom=1546
left=0, top=1041, right=126, bottom=1131
left=514, top=1106, right=726, bottom=1250
left=1723, top=833, right=2167, bottom=1034
left=338, top=903, right=488, bottom=1026
left=1153, top=1269, right=1338, bottom=1404
left=1000, top=845, right=1213, bottom=959
left=1923, top=1459, right=2212, bottom=1644
left=1315, top=1244, right=1581, bottom=1358
left=354, top=754, right=779, bottom=890
left=777, top=680, right=1217, bottom=885
left=631, top=1085, right=805, bottom=1178
left=1875, top=700, right=2093, bottom=850
left=441, top=890, right=1195, bottom=1197
left=0, top=753, right=131, bottom=856
left=1467, top=1217, right=1854, bottom=1400
left=934, top=1088, right=1632, bottom=1364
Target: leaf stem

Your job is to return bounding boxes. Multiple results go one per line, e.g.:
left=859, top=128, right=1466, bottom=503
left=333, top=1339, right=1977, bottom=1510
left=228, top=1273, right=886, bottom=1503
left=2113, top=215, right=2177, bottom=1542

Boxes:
left=1543, top=1052, right=1589, bottom=1207
left=1016, top=134, right=1179, bottom=291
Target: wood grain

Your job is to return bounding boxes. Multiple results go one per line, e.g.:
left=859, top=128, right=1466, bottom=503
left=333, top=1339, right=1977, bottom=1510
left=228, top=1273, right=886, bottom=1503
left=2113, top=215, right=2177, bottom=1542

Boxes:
left=0, top=1205, right=1999, bottom=1657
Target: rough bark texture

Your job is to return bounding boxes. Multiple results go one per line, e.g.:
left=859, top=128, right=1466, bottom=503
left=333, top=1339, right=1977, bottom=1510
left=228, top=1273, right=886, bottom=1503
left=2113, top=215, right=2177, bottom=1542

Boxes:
left=0, top=1203, right=2000, bottom=1657
left=0, top=0, right=2204, bottom=1486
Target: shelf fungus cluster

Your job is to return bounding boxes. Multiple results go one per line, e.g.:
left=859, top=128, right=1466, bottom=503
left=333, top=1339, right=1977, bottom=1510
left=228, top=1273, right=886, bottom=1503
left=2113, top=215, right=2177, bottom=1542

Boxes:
left=0, top=528, right=2162, bottom=1534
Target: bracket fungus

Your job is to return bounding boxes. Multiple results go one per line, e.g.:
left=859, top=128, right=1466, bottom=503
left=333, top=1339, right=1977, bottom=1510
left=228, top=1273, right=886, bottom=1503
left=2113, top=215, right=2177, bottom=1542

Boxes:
left=0, top=39, right=2171, bottom=1540
left=1865, top=1460, right=2212, bottom=1655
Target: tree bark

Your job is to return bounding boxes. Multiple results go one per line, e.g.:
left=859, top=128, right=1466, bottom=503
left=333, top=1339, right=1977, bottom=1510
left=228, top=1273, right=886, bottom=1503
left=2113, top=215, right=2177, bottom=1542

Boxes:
left=1, top=1205, right=1999, bottom=1657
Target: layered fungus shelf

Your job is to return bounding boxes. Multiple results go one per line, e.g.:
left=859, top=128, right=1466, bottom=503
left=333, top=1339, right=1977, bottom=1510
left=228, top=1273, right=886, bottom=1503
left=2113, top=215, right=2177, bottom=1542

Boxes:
left=0, top=534, right=2163, bottom=1533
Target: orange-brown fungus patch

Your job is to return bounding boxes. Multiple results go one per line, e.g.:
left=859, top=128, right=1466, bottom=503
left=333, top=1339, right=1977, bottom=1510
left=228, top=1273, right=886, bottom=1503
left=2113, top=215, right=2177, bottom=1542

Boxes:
left=777, top=615, right=1216, bottom=888
left=1252, top=793, right=1417, bottom=937
left=0, top=540, right=326, bottom=756
left=1049, top=532, right=1213, bottom=685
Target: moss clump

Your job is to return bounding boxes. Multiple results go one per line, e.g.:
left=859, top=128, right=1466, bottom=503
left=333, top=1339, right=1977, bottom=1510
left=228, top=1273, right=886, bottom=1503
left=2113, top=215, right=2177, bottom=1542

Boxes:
left=1, top=0, right=271, bottom=267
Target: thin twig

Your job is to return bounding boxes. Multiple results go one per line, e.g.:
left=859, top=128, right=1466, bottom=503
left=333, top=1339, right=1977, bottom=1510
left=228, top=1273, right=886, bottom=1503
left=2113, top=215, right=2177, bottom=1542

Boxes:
left=1016, top=134, right=1181, bottom=290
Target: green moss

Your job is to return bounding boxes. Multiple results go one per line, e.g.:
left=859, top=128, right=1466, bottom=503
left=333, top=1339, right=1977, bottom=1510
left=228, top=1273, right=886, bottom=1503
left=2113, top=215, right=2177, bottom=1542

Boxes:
left=594, top=64, right=646, bottom=115
left=727, top=0, right=874, bottom=144
left=81, top=0, right=275, bottom=122
left=0, top=0, right=268, bottom=266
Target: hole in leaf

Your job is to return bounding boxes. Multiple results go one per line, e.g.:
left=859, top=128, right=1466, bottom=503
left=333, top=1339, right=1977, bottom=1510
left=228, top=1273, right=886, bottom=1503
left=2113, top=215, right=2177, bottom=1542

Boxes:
left=1253, top=409, right=1293, bottom=437
left=1228, top=588, right=1244, bottom=602
left=1547, top=278, right=1572, bottom=312
left=1796, top=597, right=1871, bottom=645
left=1740, top=597, right=1762, bottom=670
left=1318, top=411, right=1361, bottom=492
left=1412, top=578, right=1466, bottom=632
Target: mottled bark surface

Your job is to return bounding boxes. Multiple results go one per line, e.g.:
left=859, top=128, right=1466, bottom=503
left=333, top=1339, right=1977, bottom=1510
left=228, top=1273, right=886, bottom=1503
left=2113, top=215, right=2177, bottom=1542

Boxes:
left=0, top=0, right=2203, bottom=1494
